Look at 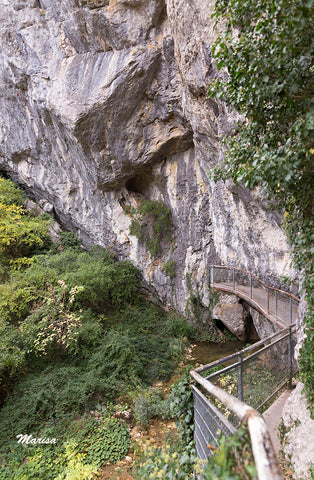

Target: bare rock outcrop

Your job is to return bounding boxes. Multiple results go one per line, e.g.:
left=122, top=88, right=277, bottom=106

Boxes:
left=281, top=382, right=314, bottom=479
left=212, top=293, right=251, bottom=341
left=0, top=0, right=293, bottom=318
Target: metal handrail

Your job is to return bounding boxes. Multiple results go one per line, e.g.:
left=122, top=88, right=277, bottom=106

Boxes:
left=196, top=324, right=297, bottom=410
left=191, top=267, right=300, bottom=479
left=191, top=369, right=282, bottom=480
left=210, top=265, right=300, bottom=302
left=210, top=265, right=299, bottom=325
left=191, top=326, right=297, bottom=479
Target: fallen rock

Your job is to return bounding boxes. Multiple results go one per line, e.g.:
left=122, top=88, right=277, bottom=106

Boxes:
left=212, top=293, right=249, bottom=341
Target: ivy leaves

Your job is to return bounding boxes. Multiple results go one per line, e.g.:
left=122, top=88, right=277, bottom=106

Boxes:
left=209, top=0, right=314, bottom=413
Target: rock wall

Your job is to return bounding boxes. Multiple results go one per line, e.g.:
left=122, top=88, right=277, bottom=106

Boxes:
left=282, top=382, right=314, bottom=480
left=0, top=0, right=294, bottom=318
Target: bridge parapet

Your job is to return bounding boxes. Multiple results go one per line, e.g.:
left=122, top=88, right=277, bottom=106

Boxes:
left=210, top=265, right=299, bottom=329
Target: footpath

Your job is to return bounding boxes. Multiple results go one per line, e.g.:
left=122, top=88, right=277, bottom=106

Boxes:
left=263, top=389, right=293, bottom=455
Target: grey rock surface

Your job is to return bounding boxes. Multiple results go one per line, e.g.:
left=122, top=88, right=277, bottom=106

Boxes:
left=282, top=382, right=314, bottom=480
left=248, top=307, right=277, bottom=340
left=294, top=292, right=307, bottom=360
left=0, top=0, right=294, bottom=319
left=212, top=293, right=250, bottom=341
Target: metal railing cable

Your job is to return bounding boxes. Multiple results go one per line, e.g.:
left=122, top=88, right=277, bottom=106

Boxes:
left=210, top=265, right=299, bottom=327
left=191, top=369, right=282, bottom=480
left=190, top=266, right=300, bottom=480
left=194, top=323, right=297, bottom=414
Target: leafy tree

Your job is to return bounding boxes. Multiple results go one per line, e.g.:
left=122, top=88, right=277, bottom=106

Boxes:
left=209, top=0, right=314, bottom=412
left=0, top=177, right=25, bottom=206
left=0, top=177, right=51, bottom=280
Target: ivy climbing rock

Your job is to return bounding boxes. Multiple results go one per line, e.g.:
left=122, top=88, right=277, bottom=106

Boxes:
left=0, top=0, right=294, bottom=323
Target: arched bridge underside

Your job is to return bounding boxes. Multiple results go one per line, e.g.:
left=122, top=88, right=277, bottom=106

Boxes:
left=210, top=265, right=300, bottom=330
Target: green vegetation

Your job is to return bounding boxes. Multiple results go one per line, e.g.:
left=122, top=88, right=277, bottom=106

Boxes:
left=0, top=177, right=199, bottom=479
left=0, top=177, right=51, bottom=281
left=162, top=259, right=176, bottom=279
left=185, top=271, right=223, bottom=342
left=132, top=388, right=172, bottom=427
left=0, top=408, right=130, bottom=480
left=135, top=373, right=258, bottom=480
left=136, top=371, right=196, bottom=480
left=201, top=426, right=256, bottom=480
left=126, top=199, right=173, bottom=258
left=209, top=0, right=314, bottom=413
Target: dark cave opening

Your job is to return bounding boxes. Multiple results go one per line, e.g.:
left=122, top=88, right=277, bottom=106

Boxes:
left=214, top=319, right=237, bottom=339
left=125, top=172, right=153, bottom=196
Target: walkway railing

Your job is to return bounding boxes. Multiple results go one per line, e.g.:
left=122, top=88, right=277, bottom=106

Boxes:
left=210, top=265, right=299, bottom=328
left=190, top=265, right=300, bottom=480
left=191, top=373, right=282, bottom=480
left=191, top=325, right=297, bottom=480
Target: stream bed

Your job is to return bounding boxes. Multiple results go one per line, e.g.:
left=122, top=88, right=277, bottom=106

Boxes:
left=191, top=340, right=247, bottom=366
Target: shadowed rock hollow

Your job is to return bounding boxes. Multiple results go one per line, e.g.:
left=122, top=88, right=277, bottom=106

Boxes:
left=0, top=0, right=293, bottom=317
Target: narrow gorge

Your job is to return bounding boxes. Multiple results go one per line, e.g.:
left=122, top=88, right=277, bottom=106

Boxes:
left=0, top=0, right=312, bottom=478
left=0, top=0, right=293, bottom=317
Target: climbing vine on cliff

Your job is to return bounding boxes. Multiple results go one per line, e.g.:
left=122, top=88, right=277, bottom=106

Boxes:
left=208, top=0, right=314, bottom=413
left=127, top=199, right=173, bottom=258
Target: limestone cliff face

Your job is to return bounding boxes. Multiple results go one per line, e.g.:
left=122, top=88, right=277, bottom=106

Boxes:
left=0, top=0, right=293, bottom=316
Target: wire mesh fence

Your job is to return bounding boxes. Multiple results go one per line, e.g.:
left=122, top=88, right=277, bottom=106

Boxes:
left=210, top=265, right=299, bottom=326
left=193, top=386, right=236, bottom=461
left=193, top=325, right=298, bottom=452
left=206, top=326, right=297, bottom=416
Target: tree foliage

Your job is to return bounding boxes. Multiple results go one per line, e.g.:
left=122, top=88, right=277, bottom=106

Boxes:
left=0, top=177, right=51, bottom=280
left=0, top=178, right=199, bottom=479
left=209, top=0, right=314, bottom=412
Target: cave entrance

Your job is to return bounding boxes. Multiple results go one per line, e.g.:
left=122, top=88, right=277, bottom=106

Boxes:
left=244, top=311, right=260, bottom=342
left=125, top=171, right=154, bottom=196
left=214, top=311, right=259, bottom=342
left=0, top=170, right=10, bottom=179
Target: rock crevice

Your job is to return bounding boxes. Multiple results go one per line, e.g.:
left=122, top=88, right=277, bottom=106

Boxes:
left=0, top=0, right=293, bottom=317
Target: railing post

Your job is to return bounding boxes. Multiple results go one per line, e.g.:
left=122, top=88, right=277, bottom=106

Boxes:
left=250, top=275, right=253, bottom=299
left=275, top=291, right=278, bottom=318
left=290, top=296, right=293, bottom=324
left=233, top=267, right=235, bottom=293
left=210, top=266, right=214, bottom=285
left=288, top=326, right=293, bottom=388
left=238, top=353, right=243, bottom=401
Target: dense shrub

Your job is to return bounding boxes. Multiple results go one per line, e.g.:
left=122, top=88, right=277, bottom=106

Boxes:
left=0, top=177, right=198, bottom=478
left=0, top=178, right=51, bottom=281
left=132, top=388, right=171, bottom=426
left=37, top=248, right=140, bottom=310
left=136, top=371, right=196, bottom=480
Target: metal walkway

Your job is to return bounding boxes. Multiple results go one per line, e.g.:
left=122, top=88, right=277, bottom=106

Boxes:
left=190, top=266, right=300, bottom=480
left=210, top=265, right=299, bottom=329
